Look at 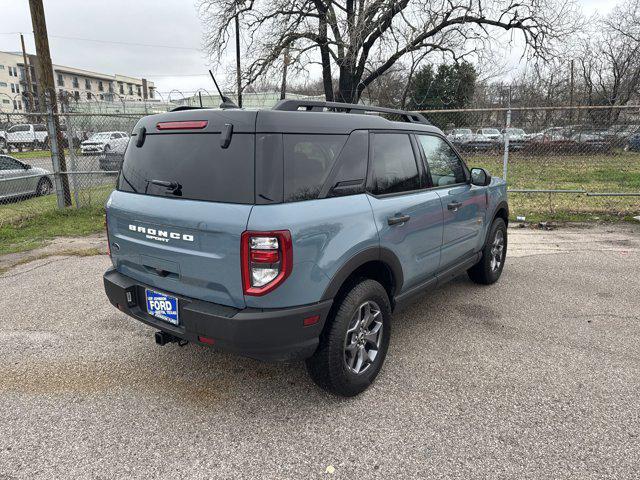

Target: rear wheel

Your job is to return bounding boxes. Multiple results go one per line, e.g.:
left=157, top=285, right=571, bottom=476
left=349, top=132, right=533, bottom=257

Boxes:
left=468, top=217, right=507, bottom=285
left=306, top=279, right=391, bottom=397
left=36, top=177, right=53, bottom=196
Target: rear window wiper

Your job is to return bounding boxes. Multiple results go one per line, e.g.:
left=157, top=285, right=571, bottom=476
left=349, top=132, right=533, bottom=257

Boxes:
left=148, top=179, right=183, bottom=196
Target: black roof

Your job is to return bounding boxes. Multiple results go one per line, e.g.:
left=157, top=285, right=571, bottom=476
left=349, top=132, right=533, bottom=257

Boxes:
left=141, top=101, right=442, bottom=135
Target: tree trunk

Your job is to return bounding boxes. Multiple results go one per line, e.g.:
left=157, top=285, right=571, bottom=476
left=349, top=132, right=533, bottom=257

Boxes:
left=317, top=4, right=334, bottom=101
left=337, top=65, right=359, bottom=103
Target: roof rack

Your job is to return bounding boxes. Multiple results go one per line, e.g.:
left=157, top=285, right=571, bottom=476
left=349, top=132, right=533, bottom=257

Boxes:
left=272, top=99, right=429, bottom=124
left=170, top=105, right=205, bottom=112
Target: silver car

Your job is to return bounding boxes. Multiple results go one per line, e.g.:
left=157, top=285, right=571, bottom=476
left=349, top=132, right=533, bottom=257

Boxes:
left=0, top=155, right=53, bottom=200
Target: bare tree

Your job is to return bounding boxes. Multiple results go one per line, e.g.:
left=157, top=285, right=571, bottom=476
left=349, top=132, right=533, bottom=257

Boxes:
left=578, top=0, right=640, bottom=115
left=199, top=0, right=579, bottom=103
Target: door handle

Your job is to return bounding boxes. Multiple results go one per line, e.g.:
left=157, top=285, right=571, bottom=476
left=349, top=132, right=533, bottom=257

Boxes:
left=447, top=201, right=463, bottom=211
left=387, top=214, right=410, bottom=226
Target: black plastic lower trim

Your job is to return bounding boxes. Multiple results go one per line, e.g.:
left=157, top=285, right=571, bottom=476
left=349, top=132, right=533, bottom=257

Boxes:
left=393, top=253, right=480, bottom=312
left=103, top=268, right=333, bottom=361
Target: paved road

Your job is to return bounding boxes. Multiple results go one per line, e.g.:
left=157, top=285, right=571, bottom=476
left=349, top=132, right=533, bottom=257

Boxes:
left=17, top=153, right=103, bottom=172
left=0, top=226, right=639, bottom=479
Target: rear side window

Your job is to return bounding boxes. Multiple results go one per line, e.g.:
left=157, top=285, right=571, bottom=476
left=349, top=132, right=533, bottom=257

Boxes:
left=283, top=134, right=347, bottom=202
left=370, top=133, right=421, bottom=195
left=118, top=133, right=254, bottom=204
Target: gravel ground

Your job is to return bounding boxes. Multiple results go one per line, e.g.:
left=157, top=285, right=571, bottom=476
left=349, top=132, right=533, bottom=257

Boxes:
left=0, top=225, right=638, bottom=479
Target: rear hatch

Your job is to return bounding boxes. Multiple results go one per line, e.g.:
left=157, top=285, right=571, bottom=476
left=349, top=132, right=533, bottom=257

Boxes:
left=107, top=109, right=257, bottom=309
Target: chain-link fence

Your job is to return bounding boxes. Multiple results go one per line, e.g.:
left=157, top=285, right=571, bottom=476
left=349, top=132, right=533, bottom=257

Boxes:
left=421, top=104, right=640, bottom=221
left=0, top=111, right=143, bottom=228
left=1, top=104, right=639, bottom=234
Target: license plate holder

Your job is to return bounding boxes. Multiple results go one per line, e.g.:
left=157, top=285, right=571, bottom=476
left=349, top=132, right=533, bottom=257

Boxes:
left=145, top=289, right=179, bottom=325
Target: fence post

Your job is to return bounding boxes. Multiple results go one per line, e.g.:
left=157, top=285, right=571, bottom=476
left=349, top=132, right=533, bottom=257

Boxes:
left=46, top=105, right=66, bottom=209
left=65, top=112, right=80, bottom=208
left=502, top=108, right=511, bottom=181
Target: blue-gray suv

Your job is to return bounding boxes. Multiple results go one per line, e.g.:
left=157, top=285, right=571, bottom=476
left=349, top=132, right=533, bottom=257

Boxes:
left=103, top=100, right=508, bottom=396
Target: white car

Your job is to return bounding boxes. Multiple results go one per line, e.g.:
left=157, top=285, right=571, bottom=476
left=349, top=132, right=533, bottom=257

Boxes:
left=476, top=128, right=502, bottom=142
left=6, top=124, right=49, bottom=150
left=0, top=154, right=53, bottom=199
left=447, top=128, right=473, bottom=143
left=81, top=131, right=129, bottom=155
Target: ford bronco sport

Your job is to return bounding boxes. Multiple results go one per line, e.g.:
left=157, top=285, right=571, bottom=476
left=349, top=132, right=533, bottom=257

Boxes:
left=103, top=100, right=508, bottom=396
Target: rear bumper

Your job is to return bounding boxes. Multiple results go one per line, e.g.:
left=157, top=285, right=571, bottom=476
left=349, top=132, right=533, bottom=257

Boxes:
left=103, top=268, right=332, bottom=361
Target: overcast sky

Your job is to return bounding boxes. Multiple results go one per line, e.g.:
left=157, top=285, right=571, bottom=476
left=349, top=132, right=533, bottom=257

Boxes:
left=0, top=0, right=619, bottom=99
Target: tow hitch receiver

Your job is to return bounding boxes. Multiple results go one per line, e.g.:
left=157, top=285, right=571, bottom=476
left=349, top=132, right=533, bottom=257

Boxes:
left=154, top=331, right=187, bottom=346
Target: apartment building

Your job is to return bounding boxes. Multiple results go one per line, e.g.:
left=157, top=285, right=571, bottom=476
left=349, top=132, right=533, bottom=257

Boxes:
left=0, top=50, right=155, bottom=112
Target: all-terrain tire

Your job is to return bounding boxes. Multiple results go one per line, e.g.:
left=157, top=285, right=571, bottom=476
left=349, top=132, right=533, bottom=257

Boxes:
left=467, top=217, right=507, bottom=285
left=306, top=279, right=392, bottom=397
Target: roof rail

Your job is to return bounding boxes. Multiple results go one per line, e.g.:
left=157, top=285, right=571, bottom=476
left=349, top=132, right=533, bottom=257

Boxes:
left=272, top=99, right=429, bottom=124
left=170, top=105, right=205, bottom=112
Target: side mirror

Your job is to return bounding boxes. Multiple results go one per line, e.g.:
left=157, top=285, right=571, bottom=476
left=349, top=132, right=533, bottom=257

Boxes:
left=23, top=163, right=32, bottom=170
left=470, top=167, right=491, bottom=186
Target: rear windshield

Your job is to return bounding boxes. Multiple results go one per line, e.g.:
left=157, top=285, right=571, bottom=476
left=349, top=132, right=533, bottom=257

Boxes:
left=118, top=133, right=254, bottom=204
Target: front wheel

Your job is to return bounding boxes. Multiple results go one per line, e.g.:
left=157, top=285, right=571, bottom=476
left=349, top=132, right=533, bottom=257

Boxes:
left=468, top=217, right=507, bottom=285
left=36, top=177, right=53, bottom=196
left=306, top=279, right=391, bottom=397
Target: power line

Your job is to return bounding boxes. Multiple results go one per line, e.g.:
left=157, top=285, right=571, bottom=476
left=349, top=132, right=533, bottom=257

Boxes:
left=143, top=73, right=211, bottom=77
left=1, top=31, right=202, bottom=51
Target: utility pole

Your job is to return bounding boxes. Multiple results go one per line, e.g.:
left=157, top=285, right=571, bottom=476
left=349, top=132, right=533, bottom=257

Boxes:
left=280, top=45, right=290, bottom=100
left=20, top=34, right=35, bottom=113
left=29, top=0, right=72, bottom=207
left=235, top=14, right=242, bottom=108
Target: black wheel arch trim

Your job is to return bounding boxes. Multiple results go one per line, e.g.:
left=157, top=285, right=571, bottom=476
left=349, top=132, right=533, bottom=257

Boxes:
left=493, top=200, right=509, bottom=225
left=320, top=246, right=404, bottom=302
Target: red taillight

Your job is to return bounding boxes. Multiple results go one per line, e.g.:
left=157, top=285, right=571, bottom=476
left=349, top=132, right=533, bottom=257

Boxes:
left=241, top=230, right=292, bottom=296
left=250, top=249, right=280, bottom=263
left=156, top=120, right=208, bottom=130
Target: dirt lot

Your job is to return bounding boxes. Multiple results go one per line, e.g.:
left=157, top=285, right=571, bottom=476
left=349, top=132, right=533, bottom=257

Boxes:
left=0, top=225, right=639, bottom=479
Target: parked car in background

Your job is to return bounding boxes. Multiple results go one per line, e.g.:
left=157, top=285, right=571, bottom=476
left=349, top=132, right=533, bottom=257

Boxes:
left=570, top=129, right=610, bottom=152
left=625, top=133, right=640, bottom=152
left=446, top=128, right=473, bottom=145
left=451, top=130, right=496, bottom=152
left=0, top=125, right=6, bottom=152
left=501, top=128, right=527, bottom=150
left=99, top=135, right=128, bottom=171
left=528, top=126, right=566, bottom=142
left=526, top=125, right=611, bottom=154
left=603, top=124, right=640, bottom=148
left=6, top=123, right=48, bottom=150
left=0, top=154, right=52, bottom=199
left=81, top=131, right=129, bottom=155
left=476, top=128, right=502, bottom=143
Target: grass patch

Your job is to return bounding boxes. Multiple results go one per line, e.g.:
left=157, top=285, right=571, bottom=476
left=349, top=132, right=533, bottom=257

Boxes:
left=10, top=148, right=77, bottom=160
left=0, top=184, right=113, bottom=227
left=465, top=150, right=640, bottom=222
left=0, top=206, right=105, bottom=255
